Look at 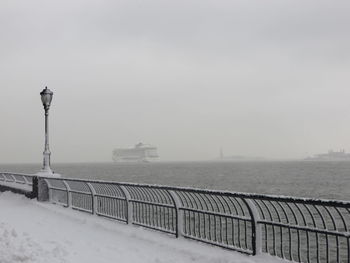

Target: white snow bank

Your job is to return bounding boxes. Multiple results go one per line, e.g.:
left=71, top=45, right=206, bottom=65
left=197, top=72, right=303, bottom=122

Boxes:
left=0, top=191, right=285, bottom=263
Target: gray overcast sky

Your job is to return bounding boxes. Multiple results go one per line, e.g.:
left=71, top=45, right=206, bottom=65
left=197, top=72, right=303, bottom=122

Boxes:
left=1, top=0, right=350, bottom=163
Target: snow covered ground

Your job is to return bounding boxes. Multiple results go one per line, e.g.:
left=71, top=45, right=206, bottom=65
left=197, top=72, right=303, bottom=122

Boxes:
left=0, top=191, right=286, bottom=263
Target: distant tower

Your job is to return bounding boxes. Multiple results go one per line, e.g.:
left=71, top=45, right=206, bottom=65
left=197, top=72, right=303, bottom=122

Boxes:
left=220, top=147, right=224, bottom=160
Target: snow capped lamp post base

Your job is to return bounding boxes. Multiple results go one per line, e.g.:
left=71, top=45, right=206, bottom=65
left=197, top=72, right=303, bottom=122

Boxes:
left=35, top=170, right=61, bottom=178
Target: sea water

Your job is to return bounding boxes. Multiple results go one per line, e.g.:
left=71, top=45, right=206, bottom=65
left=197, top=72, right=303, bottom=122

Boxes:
left=1, top=161, right=349, bottom=200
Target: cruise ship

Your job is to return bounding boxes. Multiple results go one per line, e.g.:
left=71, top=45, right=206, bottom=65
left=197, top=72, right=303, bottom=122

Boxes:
left=305, top=149, right=350, bottom=161
left=112, top=143, right=159, bottom=162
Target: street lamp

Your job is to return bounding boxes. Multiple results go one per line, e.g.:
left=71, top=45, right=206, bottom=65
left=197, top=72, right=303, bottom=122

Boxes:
left=39, top=87, right=54, bottom=175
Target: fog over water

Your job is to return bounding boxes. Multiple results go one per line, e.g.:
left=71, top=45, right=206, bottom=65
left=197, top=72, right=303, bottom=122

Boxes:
left=1, top=161, right=350, bottom=200
left=1, top=0, right=350, bottom=163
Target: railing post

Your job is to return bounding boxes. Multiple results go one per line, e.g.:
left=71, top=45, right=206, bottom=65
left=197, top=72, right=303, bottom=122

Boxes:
left=37, top=177, right=49, bottom=201
left=62, top=180, right=72, bottom=207
left=169, top=190, right=183, bottom=238
left=86, top=183, right=97, bottom=215
left=31, top=176, right=38, bottom=199
left=120, top=185, right=133, bottom=224
left=244, top=199, right=262, bottom=255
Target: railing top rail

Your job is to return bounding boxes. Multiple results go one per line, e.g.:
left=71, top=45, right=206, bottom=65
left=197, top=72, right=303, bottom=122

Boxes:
left=1, top=172, right=36, bottom=177
left=42, top=176, right=350, bottom=207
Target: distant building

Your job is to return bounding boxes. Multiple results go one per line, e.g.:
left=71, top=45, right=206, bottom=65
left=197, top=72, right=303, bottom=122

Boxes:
left=220, top=148, right=224, bottom=160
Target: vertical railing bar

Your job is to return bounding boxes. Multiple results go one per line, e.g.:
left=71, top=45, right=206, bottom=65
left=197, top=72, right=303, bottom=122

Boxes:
left=131, top=187, right=143, bottom=223
left=314, top=205, right=328, bottom=263
left=145, top=202, right=149, bottom=226
left=207, top=194, right=221, bottom=242
left=231, top=217, right=235, bottom=247
left=301, top=204, right=314, bottom=263
left=253, top=199, right=268, bottom=253
left=157, top=203, right=161, bottom=228
left=152, top=203, right=156, bottom=228
left=139, top=187, right=152, bottom=226
left=150, top=191, right=157, bottom=228
left=177, top=191, right=191, bottom=237
left=233, top=197, right=246, bottom=216
left=156, top=190, right=167, bottom=228
left=213, top=195, right=225, bottom=244
left=106, top=185, right=113, bottom=216
left=197, top=194, right=211, bottom=239
left=119, top=185, right=132, bottom=224
left=276, top=202, right=291, bottom=260
left=324, top=206, right=340, bottom=263
left=220, top=196, right=233, bottom=246
left=186, top=192, right=198, bottom=237
left=244, top=199, right=262, bottom=255
left=347, top=237, right=349, bottom=263
left=134, top=187, right=148, bottom=225
left=203, top=194, right=216, bottom=241
left=294, top=203, right=307, bottom=262
left=126, top=187, right=138, bottom=222
left=334, top=207, right=347, bottom=231
left=141, top=201, right=144, bottom=224
left=114, top=197, right=117, bottom=218
left=62, top=180, right=71, bottom=207
left=86, top=183, right=96, bottom=214
left=216, top=199, right=226, bottom=243
left=272, top=201, right=284, bottom=257
left=214, top=215, right=218, bottom=243
left=268, top=200, right=283, bottom=258
left=235, top=201, right=242, bottom=248
left=260, top=200, right=275, bottom=255
left=182, top=191, right=195, bottom=237
left=285, top=202, right=298, bottom=261
left=189, top=192, right=204, bottom=238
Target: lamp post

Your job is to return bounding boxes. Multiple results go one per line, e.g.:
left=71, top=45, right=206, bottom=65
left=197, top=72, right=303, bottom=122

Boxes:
left=39, top=87, right=54, bottom=175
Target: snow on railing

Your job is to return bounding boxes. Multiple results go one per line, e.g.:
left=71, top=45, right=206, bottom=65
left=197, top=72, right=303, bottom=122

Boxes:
left=40, top=176, right=350, bottom=263
left=0, top=172, right=34, bottom=186
left=1, top=173, right=349, bottom=262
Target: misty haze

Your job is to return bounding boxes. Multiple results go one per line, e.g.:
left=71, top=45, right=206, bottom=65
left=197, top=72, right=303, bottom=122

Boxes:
left=1, top=0, right=350, bottom=163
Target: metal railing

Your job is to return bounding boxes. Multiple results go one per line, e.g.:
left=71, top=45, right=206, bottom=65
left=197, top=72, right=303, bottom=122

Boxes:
left=1, top=172, right=349, bottom=262
left=37, top=176, right=350, bottom=263
left=0, top=172, right=34, bottom=186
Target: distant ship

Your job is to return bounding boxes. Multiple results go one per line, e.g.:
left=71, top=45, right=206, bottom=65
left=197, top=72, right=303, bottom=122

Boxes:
left=112, top=143, right=159, bottom=162
left=305, top=149, right=350, bottom=161
left=217, top=148, right=265, bottom=161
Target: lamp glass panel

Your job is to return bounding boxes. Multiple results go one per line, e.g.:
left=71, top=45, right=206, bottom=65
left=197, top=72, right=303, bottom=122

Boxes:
left=41, top=93, right=52, bottom=105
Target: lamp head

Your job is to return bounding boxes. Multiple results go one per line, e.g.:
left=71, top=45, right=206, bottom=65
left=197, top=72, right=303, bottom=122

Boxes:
left=40, top=87, right=53, bottom=110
